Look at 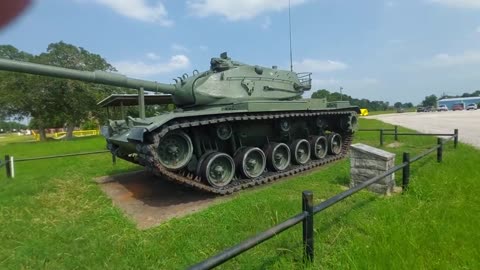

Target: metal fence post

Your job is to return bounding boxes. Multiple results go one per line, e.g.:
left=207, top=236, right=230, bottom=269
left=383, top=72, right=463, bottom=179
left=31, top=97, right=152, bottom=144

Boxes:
left=9, top=156, right=14, bottom=178
left=10, top=156, right=14, bottom=178
left=302, top=191, right=314, bottom=263
left=437, top=138, right=443, bottom=163
left=380, top=129, right=384, bottom=146
left=394, top=126, right=398, bottom=141
left=112, top=154, right=117, bottom=165
left=454, top=129, right=458, bottom=149
left=402, top=152, right=410, bottom=192
left=5, top=155, right=11, bottom=178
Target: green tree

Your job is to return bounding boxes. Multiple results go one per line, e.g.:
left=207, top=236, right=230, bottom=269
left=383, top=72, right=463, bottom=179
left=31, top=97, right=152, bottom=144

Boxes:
left=394, top=102, right=402, bottom=108
left=422, top=94, right=438, bottom=107
left=0, top=120, right=27, bottom=132
left=36, top=42, right=118, bottom=139
left=311, top=88, right=400, bottom=112
left=0, top=45, right=57, bottom=140
left=311, top=89, right=330, bottom=99
left=0, top=42, right=120, bottom=140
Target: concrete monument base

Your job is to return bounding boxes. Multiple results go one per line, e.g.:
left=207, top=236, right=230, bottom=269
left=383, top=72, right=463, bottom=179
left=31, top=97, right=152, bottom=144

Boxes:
left=350, top=143, right=396, bottom=195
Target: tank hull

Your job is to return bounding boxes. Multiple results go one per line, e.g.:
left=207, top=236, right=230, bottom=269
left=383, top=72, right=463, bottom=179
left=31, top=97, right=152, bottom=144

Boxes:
left=106, top=99, right=360, bottom=194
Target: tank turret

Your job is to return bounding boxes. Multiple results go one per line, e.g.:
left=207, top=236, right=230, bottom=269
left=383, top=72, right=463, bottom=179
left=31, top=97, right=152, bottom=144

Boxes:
left=0, top=52, right=311, bottom=107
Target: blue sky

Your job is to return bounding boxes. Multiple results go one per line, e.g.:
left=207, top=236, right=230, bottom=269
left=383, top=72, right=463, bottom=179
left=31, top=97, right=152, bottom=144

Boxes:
left=1, top=0, right=479, bottom=104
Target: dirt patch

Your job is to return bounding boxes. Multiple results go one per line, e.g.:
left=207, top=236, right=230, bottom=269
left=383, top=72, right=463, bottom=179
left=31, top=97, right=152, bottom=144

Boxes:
left=95, top=170, right=223, bottom=229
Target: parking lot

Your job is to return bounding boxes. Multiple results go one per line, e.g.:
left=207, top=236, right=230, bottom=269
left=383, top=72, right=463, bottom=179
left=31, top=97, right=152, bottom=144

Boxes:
left=367, top=110, right=480, bottom=149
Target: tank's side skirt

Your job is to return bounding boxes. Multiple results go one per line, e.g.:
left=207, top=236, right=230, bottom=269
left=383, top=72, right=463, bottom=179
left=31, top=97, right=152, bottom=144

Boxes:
left=137, top=110, right=354, bottom=194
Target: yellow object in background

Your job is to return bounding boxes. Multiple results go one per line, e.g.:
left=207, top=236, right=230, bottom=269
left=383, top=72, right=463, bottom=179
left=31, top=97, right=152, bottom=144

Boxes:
left=31, top=130, right=40, bottom=141
left=360, top=108, right=369, bottom=116
left=31, top=129, right=100, bottom=141
left=53, top=130, right=99, bottom=139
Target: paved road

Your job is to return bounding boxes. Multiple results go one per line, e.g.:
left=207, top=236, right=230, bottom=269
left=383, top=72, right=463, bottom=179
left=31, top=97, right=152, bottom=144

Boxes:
left=367, top=110, right=480, bottom=149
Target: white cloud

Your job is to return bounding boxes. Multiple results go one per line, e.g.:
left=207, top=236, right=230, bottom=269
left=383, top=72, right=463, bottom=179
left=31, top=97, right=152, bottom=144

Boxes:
left=476, top=26, right=480, bottom=33
left=199, top=45, right=208, bottom=51
left=261, top=16, right=272, bottom=30
left=87, top=0, right=173, bottom=25
left=113, top=55, right=190, bottom=77
left=171, top=43, right=190, bottom=52
left=293, top=59, right=348, bottom=73
left=146, top=52, right=160, bottom=60
left=187, top=0, right=307, bottom=21
left=428, top=0, right=480, bottom=8
left=423, top=51, right=480, bottom=67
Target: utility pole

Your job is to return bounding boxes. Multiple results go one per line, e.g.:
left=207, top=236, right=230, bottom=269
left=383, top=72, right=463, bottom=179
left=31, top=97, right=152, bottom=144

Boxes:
left=340, top=86, right=343, bottom=101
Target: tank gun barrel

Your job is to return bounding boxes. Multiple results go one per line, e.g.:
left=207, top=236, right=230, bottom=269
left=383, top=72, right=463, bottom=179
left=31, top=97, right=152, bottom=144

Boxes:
left=0, top=58, right=176, bottom=94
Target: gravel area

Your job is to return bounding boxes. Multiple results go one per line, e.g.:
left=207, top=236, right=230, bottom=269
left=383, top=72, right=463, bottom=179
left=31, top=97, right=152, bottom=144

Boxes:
left=367, top=110, right=480, bottom=149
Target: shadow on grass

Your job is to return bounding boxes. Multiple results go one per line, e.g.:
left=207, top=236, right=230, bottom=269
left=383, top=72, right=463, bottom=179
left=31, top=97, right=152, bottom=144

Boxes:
left=103, top=167, right=143, bottom=177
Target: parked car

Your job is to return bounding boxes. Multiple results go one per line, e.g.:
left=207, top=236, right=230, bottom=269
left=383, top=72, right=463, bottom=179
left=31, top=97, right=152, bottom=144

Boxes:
left=452, top=103, right=464, bottom=111
left=416, top=107, right=425, bottom=112
left=425, top=106, right=435, bottom=112
left=466, top=103, right=478, bottom=110
left=437, top=104, right=448, bottom=111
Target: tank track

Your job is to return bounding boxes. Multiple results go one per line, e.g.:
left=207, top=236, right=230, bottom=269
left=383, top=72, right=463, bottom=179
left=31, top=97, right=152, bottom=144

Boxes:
left=137, top=110, right=354, bottom=195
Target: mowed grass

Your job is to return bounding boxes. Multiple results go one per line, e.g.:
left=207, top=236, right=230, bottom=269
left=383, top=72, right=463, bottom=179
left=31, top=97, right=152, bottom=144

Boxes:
left=363, top=108, right=416, bottom=116
left=0, top=119, right=479, bottom=269
left=0, top=133, right=36, bottom=146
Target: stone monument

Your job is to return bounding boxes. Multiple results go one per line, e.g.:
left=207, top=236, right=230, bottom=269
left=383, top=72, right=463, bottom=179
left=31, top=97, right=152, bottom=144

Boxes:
left=350, top=143, right=396, bottom=195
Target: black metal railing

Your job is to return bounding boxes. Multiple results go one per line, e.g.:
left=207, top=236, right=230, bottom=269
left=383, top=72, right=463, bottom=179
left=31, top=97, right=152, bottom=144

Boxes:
left=189, top=131, right=458, bottom=270
left=3, top=150, right=111, bottom=178
left=359, top=126, right=458, bottom=148
left=297, top=72, right=312, bottom=88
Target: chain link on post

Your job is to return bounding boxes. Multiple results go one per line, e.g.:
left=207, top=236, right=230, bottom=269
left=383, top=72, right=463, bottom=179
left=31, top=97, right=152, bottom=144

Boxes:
left=402, top=152, right=410, bottom=193
left=302, top=191, right=314, bottom=263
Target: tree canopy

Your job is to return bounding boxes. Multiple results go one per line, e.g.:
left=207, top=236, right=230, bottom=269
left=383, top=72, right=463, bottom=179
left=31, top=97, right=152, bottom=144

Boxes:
left=311, top=89, right=393, bottom=111
left=421, top=94, right=437, bottom=107
left=439, top=90, right=480, bottom=100
left=0, top=42, right=120, bottom=140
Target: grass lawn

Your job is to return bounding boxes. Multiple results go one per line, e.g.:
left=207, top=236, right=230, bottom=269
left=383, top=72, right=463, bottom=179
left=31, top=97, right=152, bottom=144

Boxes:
left=0, top=119, right=478, bottom=269
left=0, top=133, right=36, bottom=146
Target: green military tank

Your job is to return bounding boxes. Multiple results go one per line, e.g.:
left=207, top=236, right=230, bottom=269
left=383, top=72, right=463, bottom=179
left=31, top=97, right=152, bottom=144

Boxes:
left=0, top=52, right=359, bottom=194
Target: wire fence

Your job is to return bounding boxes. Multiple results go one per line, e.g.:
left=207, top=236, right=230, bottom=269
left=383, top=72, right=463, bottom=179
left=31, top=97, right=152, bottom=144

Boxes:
left=361, top=125, right=459, bottom=148
left=3, top=150, right=111, bottom=178
left=188, top=131, right=458, bottom=270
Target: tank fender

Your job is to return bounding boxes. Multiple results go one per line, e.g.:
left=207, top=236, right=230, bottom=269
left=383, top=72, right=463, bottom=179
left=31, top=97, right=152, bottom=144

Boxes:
left=127, top=127, right=147, bottom=143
